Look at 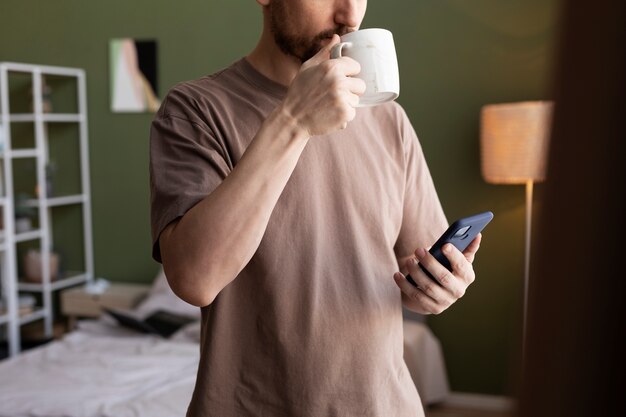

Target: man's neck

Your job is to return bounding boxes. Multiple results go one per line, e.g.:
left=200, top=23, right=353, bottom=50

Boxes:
left=246, top=28, right=302, bottom=88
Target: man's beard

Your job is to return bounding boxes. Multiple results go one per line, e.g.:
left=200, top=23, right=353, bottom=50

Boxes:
left=269, top=1, right=351, bottom=63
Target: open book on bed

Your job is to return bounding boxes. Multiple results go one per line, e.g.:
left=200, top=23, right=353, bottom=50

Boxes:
left=104, top=307, right=196, bottom=338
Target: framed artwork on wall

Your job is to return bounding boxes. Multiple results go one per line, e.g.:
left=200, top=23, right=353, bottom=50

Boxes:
left=109, top=38, right=160, bottom=113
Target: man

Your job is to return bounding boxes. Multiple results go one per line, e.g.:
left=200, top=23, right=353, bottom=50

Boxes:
left=150, top=0, right=481, bottom=416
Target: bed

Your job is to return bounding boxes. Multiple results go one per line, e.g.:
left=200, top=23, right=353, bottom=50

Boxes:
left=0, top=271, right=449, bottom=417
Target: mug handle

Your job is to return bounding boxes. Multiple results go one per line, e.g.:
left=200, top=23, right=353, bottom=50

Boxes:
left=330, top=42, right=353, bottom=59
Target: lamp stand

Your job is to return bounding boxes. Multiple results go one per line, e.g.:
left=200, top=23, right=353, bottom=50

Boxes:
left=523, top=180, right=534, bottom=362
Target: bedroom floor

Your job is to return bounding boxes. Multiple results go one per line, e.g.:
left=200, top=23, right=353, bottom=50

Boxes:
left=426, top=404, right=513, bottom=417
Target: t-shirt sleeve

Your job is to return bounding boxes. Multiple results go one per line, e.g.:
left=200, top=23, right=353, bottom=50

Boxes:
left=394, top=106, right=448, bottom=261
left=149, top=87, right=231, bottom=263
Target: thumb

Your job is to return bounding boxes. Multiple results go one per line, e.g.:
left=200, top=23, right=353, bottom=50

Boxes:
left=302, top=34, right=341, bottom=69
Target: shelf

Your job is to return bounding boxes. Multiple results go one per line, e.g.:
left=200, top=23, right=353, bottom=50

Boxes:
left=15, top=229, right=42, bottom=242
left=18, top=307, right=47, bottom=325
left=9, top=148, right=38, bottom=158
left=24, top=194, right=86, bottom=207
left=0, top=62, right=84, bottom=77
left=0, top=309, right=45, bottom=325
left=8, top=113, right=83, bottom=123
left=44, top=114, right=83, bottom=123
left=7, top=114, right=36, bottom=123
left=18, top=271, right=89, bottom=292
left=1, top=61, right=92, bottom=358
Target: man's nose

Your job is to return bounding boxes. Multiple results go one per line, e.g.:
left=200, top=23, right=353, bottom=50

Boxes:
left=334, top=0, right=361, bottom=30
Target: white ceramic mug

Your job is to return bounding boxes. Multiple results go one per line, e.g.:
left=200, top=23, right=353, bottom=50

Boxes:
left=330, top=28, right=400, bottom=107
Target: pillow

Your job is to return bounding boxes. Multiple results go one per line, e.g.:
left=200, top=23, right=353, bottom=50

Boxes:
left=133, top=268, right=201, bottom=320
left=170, top=320, right=202, bottom=343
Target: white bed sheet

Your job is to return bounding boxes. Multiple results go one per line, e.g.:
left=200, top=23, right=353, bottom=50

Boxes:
left=0, top=321, right=198, bottom=417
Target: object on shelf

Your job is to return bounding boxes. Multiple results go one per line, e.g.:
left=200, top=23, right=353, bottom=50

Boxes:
left=45, top=162, right=56, bottom=197
left=34, top=162, right=57, bottom=198
left=15, top=217, right=32, bottom=233
left=23, top=249, right=60, bottom=283
left=0, top=294, right=36, bottom=316
left=15, top=193, right=36, bottom=232
left=85, top=277, right=111, bottom=295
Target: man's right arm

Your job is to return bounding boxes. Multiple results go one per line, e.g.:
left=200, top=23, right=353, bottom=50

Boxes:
left=158, top=35, right=366, bottom=307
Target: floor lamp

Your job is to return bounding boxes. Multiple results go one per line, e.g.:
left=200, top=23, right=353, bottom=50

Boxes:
left=480, top=101, right=553, bottom=359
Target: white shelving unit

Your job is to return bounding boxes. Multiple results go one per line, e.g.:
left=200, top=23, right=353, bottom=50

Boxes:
left=0, top=62, right=94, bottom=357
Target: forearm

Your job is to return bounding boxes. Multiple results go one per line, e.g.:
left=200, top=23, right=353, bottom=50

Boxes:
left=161, top=107, right=309, bottom=306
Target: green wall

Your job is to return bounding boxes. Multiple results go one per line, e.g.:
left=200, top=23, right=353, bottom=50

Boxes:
left=1, top=0, right=560, bottom=396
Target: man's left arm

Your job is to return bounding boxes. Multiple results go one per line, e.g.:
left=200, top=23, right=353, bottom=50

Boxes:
left=389, top=104, right=482, bottom=314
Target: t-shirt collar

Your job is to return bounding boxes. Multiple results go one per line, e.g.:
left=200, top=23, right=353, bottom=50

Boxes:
left=236, top=58, right=289, bottom=100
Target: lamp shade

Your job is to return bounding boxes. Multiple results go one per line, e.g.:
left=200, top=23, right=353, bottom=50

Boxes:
left=480, top=101, right=553, bottom=184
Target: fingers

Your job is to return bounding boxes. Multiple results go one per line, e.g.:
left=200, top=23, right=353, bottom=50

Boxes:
left=393, top=238, right=482, bottom=315
left=331, top=56, right=362, bottom=77
left=337, top=80, right=361, bottom=107
left=442, top=244, right=475, bottom=285
left=408, top=252, right=462, bottom=303
left=345, top=93, right=360, bottom=110
left=302, top=34, right=361, bottom=77
left=321, top=65, right=363, bottom=118
left=345, top=76, right=367, bottom=96
left=302, top=34, right=341, bottom=69
left=393, top=272, right=441, bottom=314
left=463, top=233, right=482, bottom=263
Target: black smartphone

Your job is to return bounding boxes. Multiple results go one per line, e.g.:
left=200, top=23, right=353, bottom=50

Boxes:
left=406, top=211, right=494, bottom=287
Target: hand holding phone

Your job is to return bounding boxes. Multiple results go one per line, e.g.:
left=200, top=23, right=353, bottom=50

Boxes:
left=406, top=211, right=493, bottom=287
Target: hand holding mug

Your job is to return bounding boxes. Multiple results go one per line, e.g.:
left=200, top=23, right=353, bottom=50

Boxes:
left=281, top=34, right=367, bottom=137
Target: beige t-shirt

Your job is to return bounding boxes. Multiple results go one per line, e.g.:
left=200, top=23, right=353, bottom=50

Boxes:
left=150, top=58, right=447, bottom=417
